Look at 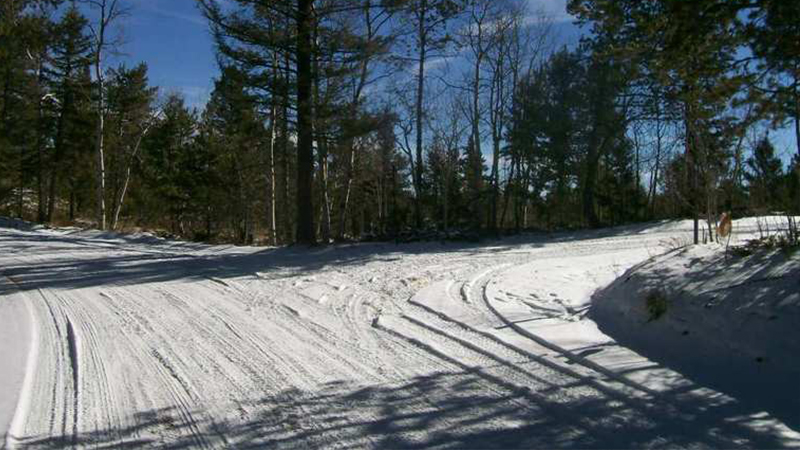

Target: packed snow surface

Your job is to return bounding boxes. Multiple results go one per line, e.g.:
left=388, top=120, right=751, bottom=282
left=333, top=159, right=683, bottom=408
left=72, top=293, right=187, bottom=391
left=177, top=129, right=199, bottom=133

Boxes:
left=593, top=241, right=800, bottom=433
left=0, top=217, right=798, bottom=448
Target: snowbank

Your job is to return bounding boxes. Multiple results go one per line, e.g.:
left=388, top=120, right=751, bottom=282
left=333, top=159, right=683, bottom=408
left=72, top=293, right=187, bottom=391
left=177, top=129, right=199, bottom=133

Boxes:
left=592, top=243, right=800, bottom=430
left=0, top=278, right=36, bottom=448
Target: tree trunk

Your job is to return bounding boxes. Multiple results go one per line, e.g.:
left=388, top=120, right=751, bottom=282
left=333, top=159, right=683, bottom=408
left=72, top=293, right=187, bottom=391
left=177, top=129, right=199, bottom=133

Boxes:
left=69, top=180, right=76, bottom=221
left=490, top=134, right=500, bottom=232
left=443, top=179, right=449, bottom=232
left=281, top=86, right=291, bottom=243
left=17, top=141, right=24, bottom=219
left=500, top=154, right=516, bottom=228
left=685, top=109, right=699, bottom=245
left=36, top=108, right=45, bottom=222
left=794, top=83, right=799, bottom=159
left=414, top=3, right=427, bottom=230
left=648, top=110, right=663, bottom=218
left=268, top=98, right=278, bottom=246
left=318, top=138, right=332, bottom=243
left=111, top=159, right=131, bottom=231
left=32, top=55, right=46, bottom=222
left=111, top=125, right=150, bottom=230
left=582, top=132, right=608, bottom=228
left=522, top=161, right=531, bottom=230
left=471, top=55, right=483, bottom=231
left=795, top=113, right=800, bottom=161
left=295, top=0, right=315, bottom=244
left=47, top=93, right=71, bottom=223
left=95, top=43, right=107, bottom=230
left=338, top=143, right=355, bottom=239
left=582, top=154, right=600, bottom=228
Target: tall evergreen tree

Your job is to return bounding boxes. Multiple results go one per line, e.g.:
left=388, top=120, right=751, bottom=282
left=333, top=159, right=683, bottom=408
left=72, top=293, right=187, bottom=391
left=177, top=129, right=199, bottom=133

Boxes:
left=569, top=0, right=748, bottom=243
left=0, top=0, right=60, bottom=217
left=200, top=0, right=387, bottom=244
left=105, top=63, right=157, bottom=230
left=463, top=134, right=485, bottom=231
left=540, top=49, right=583, bottom=227
left=140, top=94, right=197, bottom=234
left=201, top=67, right=266, bottom=243
left=46, top=6, right=93, bottom=223
left=580, top=51, right=629, bottom=228
left=747, top=1, right=800, bottom=159
left=744, top=137, right=784, bottom=211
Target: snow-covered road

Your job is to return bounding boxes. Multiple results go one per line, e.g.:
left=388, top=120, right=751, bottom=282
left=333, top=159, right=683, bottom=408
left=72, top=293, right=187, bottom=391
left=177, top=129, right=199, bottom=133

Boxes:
left=1, top=220, right=798, bottom=448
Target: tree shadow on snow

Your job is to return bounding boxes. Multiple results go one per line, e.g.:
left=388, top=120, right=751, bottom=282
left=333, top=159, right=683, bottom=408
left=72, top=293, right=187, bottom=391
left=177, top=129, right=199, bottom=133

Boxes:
left=591, top=249, right=800, bottom=434
left=0, top=220, right=705, bottom=294
left=15, top=367, right=800, bottom=449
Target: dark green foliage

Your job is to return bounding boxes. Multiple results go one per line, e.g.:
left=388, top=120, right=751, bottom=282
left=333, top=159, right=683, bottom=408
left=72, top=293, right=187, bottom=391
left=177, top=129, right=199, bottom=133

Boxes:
left=745, top=137, right=784, bottom=211
left=46, top=7, right=94, bottom=223
left=104, top=63, right=157, bottom=229
left=747, top=1, right=800, bottom=159
left=198, top=67, right=266, bottom=243
left=508, top=47, right=637, bottom=229
left=139, top=95, right=198, bottom=234
left=1, top=0, right=798, bottom=245
left=0, top=1, right=61, bottom=218
left=463, top=134, right=486, bottom=231
left=567, top=0, right=799, bottom=243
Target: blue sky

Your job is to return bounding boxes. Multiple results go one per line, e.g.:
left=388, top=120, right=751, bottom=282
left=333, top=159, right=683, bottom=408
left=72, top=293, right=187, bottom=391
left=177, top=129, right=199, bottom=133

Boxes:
left=111, top=0, right=579, bottom=110
left=106, top=0, right=797, bottom=162
left=112, top=0, right=218, bottom=109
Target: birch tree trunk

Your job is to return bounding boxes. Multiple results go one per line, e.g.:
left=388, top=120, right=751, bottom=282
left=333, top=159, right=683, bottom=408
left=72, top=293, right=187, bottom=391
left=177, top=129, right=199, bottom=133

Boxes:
left=268, top=100, right=278, bottom=246
left=266, top=55, right=279, bottom=246
left=87, top=0, right=124, bottom=230
left=95, top=61, right=106, bottom=229
left=111, top=117, right=155, bottom=230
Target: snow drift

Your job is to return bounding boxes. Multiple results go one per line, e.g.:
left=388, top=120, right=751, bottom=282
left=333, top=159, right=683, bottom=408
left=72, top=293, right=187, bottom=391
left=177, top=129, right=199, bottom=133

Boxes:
left=592, top=243, right=800, bottom=431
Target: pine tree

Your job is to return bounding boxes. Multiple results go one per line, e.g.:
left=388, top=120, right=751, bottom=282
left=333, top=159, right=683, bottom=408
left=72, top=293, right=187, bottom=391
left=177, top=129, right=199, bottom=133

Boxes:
left=463, top=134, right=485, bottom=231
left=202, top=1, right=383, bottom=244
left=581, top=50, right=629, bottom=228
left=744, top=137, right=784, bottom=212
left=0, top=1, right=59, bottom=217
left=747, top=1, right=800, bottom=159
left=201, top=67, right=266, bottom=243
left=46, top=6, right=93, bottom=223
left=541, top=49, right=583, bottom=227
left=140, top=94, right=197, bottom=235
left=569, top=0, right=747, bottom=243
left=105, top=63, right=157, bottom=230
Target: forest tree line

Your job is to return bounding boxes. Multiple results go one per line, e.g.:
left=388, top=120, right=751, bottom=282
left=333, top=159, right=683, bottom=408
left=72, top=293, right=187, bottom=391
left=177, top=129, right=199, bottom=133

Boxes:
left=1, top=0, right=798, bottom=245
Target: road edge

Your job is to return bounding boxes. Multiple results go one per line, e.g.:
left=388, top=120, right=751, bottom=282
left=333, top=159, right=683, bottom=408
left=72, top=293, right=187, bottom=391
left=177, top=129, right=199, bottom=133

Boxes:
left=0, top=277, right=39, bottom=449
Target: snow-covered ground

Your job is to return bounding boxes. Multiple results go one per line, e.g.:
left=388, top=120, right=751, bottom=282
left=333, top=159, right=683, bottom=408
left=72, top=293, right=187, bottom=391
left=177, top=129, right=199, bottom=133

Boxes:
left=592, top=238, right=800, bottom=434
left=0, top=217, right=798, bottom=448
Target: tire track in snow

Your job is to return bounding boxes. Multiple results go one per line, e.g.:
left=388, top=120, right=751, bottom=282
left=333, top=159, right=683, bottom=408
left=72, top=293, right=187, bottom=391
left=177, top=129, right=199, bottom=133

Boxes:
left=373, top=315, right=606, bottom=443
left=91, top=287, right=223, bottom=447
left=150, top=283, right=359, bottom=447
left=64, top=317, right=79, bottom=444
left=463, top=249, right=769, bottom=448
left=2, top=224, right=794, bottom=448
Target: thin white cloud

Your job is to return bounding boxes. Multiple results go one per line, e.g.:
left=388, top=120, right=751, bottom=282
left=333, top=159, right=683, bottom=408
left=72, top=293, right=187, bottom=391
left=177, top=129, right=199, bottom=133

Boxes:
left=131, top=0, right=207, bottom=26
left=527, top=0, right=574, bottom=23
left=176, top=85, right=212, bottom=110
